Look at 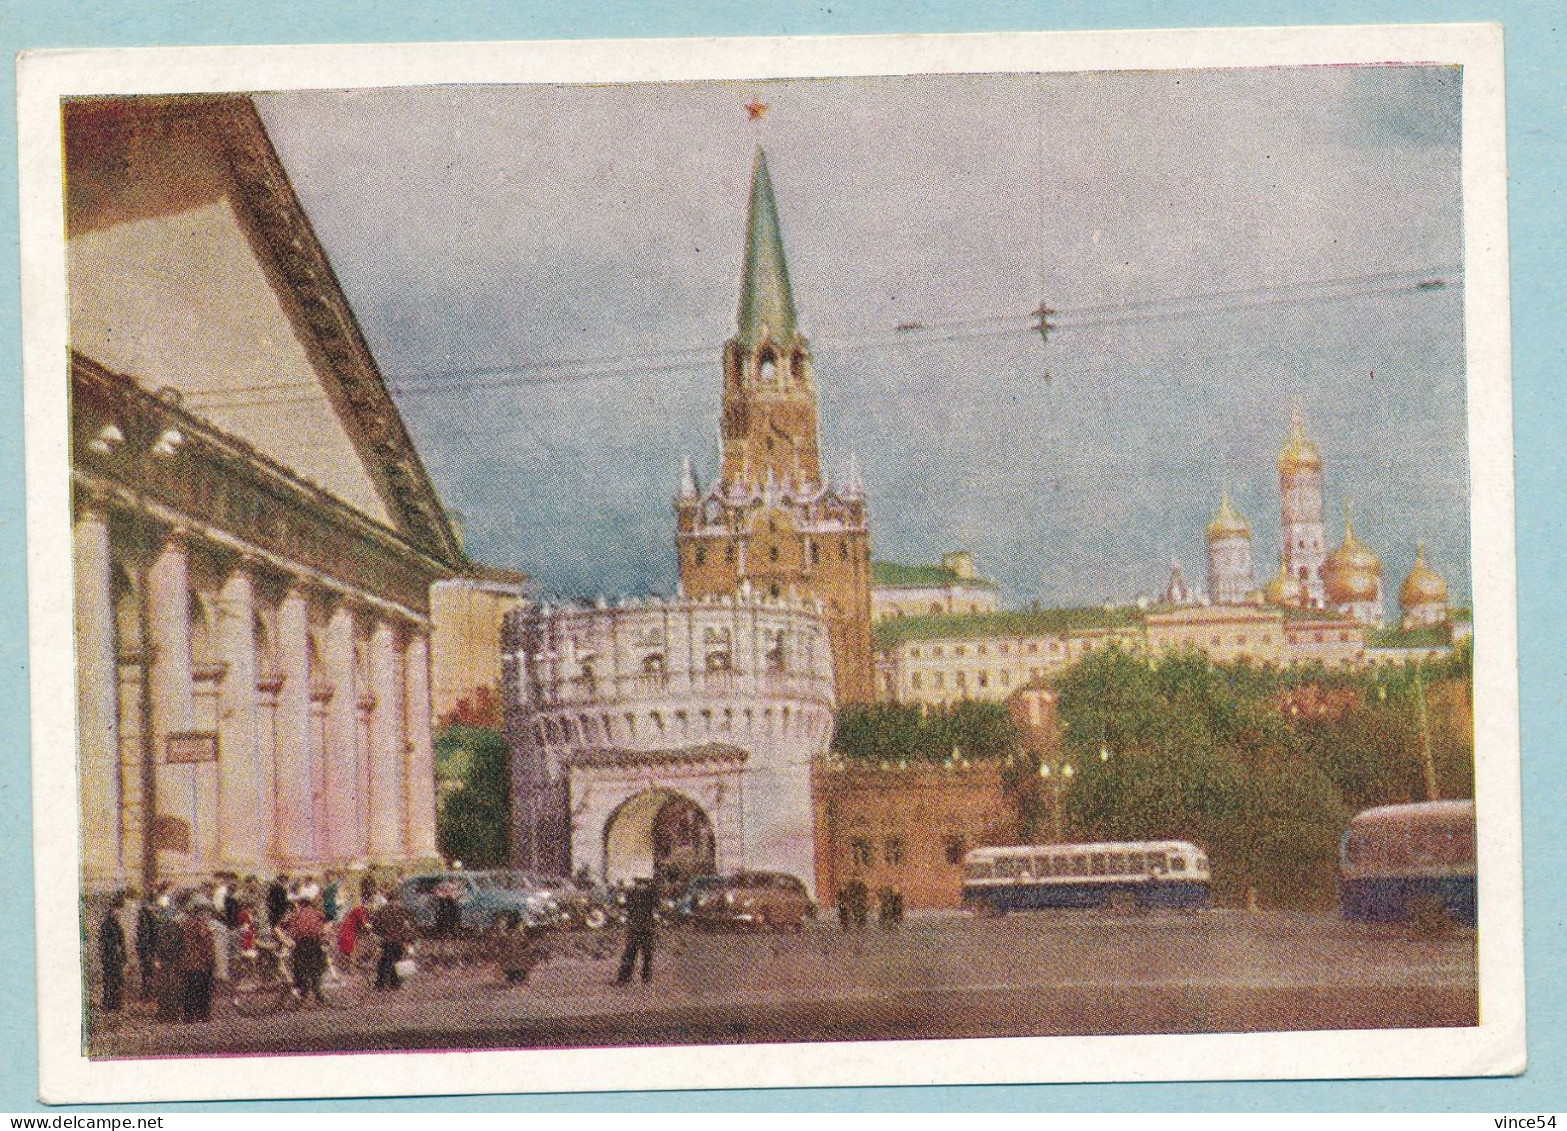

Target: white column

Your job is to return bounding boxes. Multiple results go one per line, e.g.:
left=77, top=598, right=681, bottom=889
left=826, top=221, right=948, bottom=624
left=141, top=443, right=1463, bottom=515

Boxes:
left=216, top=564, right=260, bottom=871
left=274, top=586, right=312, bottom=865
left=74, top=498, right=121, bottom=889
left=322, top=603, right=358, bottom=864
left=368, top=620, right=405, bottom=860
left=402, top=629, right=438, bottom=859
left=148, top=531, right=196, bottom=876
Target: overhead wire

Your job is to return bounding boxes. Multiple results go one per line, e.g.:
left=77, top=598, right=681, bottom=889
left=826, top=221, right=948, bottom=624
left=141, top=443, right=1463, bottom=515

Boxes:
left=181, top=263, right=1462, bottom=412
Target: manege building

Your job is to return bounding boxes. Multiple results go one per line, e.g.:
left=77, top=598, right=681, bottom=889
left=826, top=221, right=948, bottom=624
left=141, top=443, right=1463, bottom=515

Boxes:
left=67, top=97, right=466, bottom=893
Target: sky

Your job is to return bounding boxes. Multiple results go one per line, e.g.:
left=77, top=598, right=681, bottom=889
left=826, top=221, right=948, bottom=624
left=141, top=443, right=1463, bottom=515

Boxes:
left=255, top=65, right=1468, bottom=608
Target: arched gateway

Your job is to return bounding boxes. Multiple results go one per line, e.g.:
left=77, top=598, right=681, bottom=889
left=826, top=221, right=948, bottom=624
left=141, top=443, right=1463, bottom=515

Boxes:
left=603, top=789, right=716, bottom=884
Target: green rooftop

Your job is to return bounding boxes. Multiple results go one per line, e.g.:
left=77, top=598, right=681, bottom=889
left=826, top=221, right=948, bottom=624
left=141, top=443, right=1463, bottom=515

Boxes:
left=734, top=149, right=798, bottom=347
left=1367, top=624, right=1454, bottom=649
left=871, top=560, right=997, bottom=589
left=873, top=606, right=1144, bottom=650
left=1282, top=606, right=1362, bottom=623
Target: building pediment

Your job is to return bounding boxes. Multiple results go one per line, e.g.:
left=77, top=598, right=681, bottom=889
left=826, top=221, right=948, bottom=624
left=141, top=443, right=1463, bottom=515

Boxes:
left=64, top=95, right=464, bottom=569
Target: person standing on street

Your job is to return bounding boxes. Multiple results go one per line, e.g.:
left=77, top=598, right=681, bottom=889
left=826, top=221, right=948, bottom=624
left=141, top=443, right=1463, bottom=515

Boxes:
left=279, top=895, right=329, bottom=1004
left=370, top=894, right=418, bottom=991
left=133, top=888, right=161, bottom=1000
left=615, top=877, right=659, bottom=985
left=98, top=893, right=128, bottom=1013
left=174, top=900, right=217, bottom=1023
left=266, top=874, right=290, bottom=934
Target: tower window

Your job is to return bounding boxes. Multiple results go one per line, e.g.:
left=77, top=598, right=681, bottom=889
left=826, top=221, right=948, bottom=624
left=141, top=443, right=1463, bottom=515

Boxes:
left=695, top=545, right=707, bottom=566
left=769, top=545, right=779, bottom=563
left=726, top=542, right=736, bottom=564
left=840, top=541, right=848, bottom=560
left=810, top=541, right=820, bottom=565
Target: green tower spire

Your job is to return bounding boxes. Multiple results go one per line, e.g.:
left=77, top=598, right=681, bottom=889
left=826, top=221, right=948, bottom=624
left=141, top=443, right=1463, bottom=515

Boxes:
left=735, top=148, right=799, bottom=347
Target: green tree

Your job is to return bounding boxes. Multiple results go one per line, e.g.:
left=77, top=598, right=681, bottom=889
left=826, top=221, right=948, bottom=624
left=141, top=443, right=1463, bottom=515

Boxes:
left=435, top=724, right=511, bottom=866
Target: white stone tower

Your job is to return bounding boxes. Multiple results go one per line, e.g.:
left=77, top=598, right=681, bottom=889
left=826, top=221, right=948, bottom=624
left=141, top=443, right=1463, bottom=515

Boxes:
left=1205, top=486, right=1256, bottom=605
left=1278, top=407, right=1327, bottom=607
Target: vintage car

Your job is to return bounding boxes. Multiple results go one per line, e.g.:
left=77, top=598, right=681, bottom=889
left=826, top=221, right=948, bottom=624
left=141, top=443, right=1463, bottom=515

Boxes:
left=393, top=871, right=559, bottom=935
left=497, top=871, right=620, bottom=931
left=675, top=871, right=816, bottom=932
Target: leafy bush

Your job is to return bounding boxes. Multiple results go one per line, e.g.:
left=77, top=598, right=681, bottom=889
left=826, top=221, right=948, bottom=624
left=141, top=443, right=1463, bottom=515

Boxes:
left=435, top=724, right=511, bottom=867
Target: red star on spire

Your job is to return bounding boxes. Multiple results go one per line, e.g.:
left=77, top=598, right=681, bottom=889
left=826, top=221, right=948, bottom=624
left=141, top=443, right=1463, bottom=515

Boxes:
left=745, top=99, right=769, bottom=122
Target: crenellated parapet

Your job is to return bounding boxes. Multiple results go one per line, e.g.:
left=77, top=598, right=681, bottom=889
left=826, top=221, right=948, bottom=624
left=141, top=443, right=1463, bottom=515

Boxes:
left=502, top=591, right=836, bottom=883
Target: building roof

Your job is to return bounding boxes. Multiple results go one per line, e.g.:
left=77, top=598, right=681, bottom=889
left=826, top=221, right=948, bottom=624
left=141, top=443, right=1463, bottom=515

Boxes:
left=873, top=606, right=1142, bottom=649
left=734, top=148, right=798, bottom=348
left=1367, top=624, right=1452, bottom=649
left=64, top=94, right=466, bottom=570
left=1205, top=487, right=1251, bottom=540
left=1277, top=405, right=1323, bottom=474
left=871, top=560, right=997, bottom=590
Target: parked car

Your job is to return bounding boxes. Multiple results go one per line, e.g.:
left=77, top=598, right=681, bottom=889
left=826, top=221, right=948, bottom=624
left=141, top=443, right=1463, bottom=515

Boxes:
left=497, top=871, right=619, bottom=931
left=676, top=871, right=816, bottom=932
left=394, top=872, right=559, bottom=935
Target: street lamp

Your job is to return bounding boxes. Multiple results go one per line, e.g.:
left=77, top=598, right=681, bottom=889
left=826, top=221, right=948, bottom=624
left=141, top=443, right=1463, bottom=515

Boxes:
left=1038, top=759, right=1074, bottom=842
left=91, top=413, right=185, bottom=894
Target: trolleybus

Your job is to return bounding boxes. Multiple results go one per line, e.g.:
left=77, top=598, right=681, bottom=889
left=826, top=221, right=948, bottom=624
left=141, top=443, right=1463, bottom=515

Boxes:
left=961, top=841, right=1211, bottom=914
left=1339, top=799, right=1476, bottom=926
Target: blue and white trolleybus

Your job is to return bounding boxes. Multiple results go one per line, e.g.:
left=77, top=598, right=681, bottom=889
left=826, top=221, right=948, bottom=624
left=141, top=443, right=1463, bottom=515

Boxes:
left=961, top=840, right=1211, bottom=914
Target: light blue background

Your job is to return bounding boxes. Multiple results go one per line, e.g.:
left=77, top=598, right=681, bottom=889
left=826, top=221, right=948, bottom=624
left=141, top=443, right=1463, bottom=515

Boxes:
left=2, top=0, right=1560, bottom=1113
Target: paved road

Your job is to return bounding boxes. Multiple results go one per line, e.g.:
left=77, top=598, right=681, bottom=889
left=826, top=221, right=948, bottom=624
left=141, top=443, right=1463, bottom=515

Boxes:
left=89, top=909, right=1477, bottom=1058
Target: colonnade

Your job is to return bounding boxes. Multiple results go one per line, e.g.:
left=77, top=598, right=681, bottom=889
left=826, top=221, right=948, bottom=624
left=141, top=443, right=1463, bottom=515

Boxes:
left=74, top=494, right=439, bottom=891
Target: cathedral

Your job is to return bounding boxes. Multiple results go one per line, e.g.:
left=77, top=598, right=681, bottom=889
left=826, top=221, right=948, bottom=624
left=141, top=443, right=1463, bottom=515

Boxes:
left=1203, top=408, right=1450, bottom=630
left=675, top=149, right=876, bottom=704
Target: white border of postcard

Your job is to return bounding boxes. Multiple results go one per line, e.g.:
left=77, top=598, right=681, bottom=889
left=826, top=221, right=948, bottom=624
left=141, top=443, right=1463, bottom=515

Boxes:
left=20, top=23, right=1521, bottom=1104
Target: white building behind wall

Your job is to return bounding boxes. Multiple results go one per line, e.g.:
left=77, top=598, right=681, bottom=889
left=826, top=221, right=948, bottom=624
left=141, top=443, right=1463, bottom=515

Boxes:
left=502, top=592, right=835, bottom=893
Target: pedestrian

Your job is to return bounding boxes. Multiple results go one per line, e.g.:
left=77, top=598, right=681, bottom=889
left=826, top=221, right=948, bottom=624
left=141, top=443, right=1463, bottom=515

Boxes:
left=173, top=900, right=217, bottom=1023
left=433, top=875, right=462, bottom=938
left=337, top=894, right=371, bottom=965
left=851, top=879, right=870, bottom=930
left=615, top=877, right=659, bottom=985
left=279, top=896, right=329, bottom=1004
left=133, top=888, right=160, bottom=1000
left=266, top=874, right=290, bottom=932
left=836, top=884, right=853, bottom=932
left=322, top=872, right=341, bottom=922
left=877, top=886, right=898, bottom=929
left=370, top=894, right=417, bottom=991
left=152, top=892, right=184, bottom=1022
left=207, top=899, right=231, bottom=985
left=98, top=893, right=128, bottom=1013
left=497, top=911, right=549, bottom=985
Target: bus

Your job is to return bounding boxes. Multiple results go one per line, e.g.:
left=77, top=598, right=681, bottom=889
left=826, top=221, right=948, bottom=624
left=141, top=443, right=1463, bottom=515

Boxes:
left=961, top=841, right=1211, bottom=914
left=1339, top=799, right=1476, bottom=927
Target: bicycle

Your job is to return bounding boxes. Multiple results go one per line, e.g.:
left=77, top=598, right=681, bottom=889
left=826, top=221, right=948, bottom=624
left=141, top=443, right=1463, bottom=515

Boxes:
left=228, top=937, right=371, bottom=1016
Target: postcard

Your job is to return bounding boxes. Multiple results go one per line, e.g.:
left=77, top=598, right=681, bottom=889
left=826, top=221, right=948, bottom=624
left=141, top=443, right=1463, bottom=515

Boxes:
left=19, top=23, right=1521, bottom=1104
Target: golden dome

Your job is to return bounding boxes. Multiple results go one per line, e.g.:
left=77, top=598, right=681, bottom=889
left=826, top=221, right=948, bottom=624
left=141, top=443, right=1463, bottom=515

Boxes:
left=1399, top=542, right=1448, bottom=608
left=1262, top=557, right=1305, bottom=607
left=1277, top=407, right=1322, bottom=474
left=1322, top=515, right=1382, bottom=605
left=1205, top=487, right=1251, bottom=541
